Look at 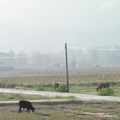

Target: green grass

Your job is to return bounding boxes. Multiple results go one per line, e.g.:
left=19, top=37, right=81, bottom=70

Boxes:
left=0, top=100, right=119, bottom=120
left=70, top=86, right=97, bottom=94
left=0, top=93, right=75, bottom=101
left=0, top=93, right=48, bottom=101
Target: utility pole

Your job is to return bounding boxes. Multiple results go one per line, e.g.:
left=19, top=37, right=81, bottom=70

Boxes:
left=65, top=43, right=69, bottom=92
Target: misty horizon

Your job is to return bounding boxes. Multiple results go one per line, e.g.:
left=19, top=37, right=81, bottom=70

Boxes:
left=0, top=0, right=120, bottom=54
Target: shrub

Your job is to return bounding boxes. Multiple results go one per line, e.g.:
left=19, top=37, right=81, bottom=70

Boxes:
left=36, top=85, right=46, bottom=91
left=5, top=83, right=16, bottom=88
left=0, top=82, right=6, bottom=88
left=25, top=84, right=34, bottom=88
left=0, top=82, right=17, bottom=88
left=98, top=88, right=114, bottom=96
left=56, top=84, right=68, bottom=92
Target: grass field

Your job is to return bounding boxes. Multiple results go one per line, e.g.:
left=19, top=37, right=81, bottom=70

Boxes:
left=0, top=100, right=119, bottom=120
left=0, top=93, right=75, bottom=101
left=0, top=66, right=120, bottom=96
left=0, top=67, right=120, bottom=120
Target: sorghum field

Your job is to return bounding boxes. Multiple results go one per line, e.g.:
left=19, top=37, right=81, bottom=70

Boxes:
left=0, top=66, right=120, bottom=96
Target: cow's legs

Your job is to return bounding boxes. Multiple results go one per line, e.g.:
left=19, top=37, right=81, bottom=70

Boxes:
left=18, top=106, right=22, bottom=113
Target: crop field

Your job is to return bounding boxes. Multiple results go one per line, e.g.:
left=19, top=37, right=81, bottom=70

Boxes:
left=0, top=66, right=120, bottom=96
left=0, top=67, right=120, bottom=120
left=0, top=100, right=120, bottom=120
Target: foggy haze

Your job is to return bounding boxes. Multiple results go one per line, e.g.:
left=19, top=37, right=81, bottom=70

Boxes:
left=0, top=0, right=120, bottom=53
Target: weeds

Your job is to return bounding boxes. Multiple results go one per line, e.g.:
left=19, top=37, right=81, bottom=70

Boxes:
left=55, top=84, right=68, bottom=92
left=98, top=88, right=114, bottom=96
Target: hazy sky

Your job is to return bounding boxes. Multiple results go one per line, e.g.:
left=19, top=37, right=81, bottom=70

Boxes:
left=0, top=0, right=120, bottom=53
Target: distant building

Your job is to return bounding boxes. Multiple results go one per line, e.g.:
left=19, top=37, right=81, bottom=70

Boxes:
left=0, top=52, right=15, bottom=71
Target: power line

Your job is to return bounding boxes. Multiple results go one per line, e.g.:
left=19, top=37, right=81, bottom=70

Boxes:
left=69, top=47, right=120, bottom=51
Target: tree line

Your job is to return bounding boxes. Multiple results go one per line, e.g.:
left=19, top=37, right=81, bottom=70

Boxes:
left=1, top=46, right=120, bottom=70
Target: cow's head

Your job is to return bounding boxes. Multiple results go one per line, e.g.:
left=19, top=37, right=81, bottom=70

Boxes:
left=31, top=107, right=36, bottom=112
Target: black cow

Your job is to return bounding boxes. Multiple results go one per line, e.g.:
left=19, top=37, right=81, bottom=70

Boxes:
left=18, top=100, right=35, bottom=113
left=96, top=83, right=109, bottom=92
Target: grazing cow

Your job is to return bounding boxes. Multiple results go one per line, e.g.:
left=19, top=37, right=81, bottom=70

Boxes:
left=96, top=83, right=109, bottom=92
left=53, top=82, right=59, bottom=88
left=18, top=100, right=35, bottom=113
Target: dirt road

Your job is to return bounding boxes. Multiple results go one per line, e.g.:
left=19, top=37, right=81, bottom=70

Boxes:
left=0, top=88, right=119, bottom=119
left=0, top=88, right=120, bottom=102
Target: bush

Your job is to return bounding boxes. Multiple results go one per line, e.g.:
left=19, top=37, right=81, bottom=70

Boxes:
left=56, top=84, right=68, bottom=92
left=98, top=88, right=114, bottom=96
left=25, top=84, right=34, bottom=88
left=5, top=83, right=16, bottom=88
left=0, top=82, right=17, bottom=88
left=36, top=85, right=46, bottom=91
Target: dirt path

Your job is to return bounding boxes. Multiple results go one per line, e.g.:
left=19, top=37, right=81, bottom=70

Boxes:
left=0, top=88, right=120, bottom=102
